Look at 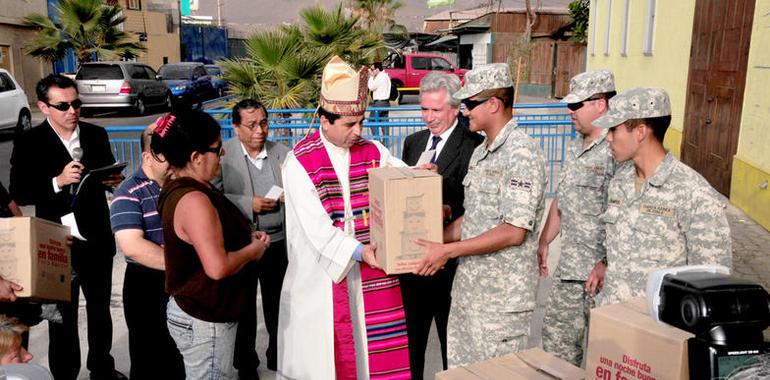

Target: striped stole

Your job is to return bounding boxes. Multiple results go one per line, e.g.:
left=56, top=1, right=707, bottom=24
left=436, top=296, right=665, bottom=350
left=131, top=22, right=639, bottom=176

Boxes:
left=294, top=131, right=410, bottom=380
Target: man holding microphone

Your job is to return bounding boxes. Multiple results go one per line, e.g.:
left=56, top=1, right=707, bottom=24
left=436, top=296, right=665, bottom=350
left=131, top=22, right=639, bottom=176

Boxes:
left=10, top=74, right=126, bottom=380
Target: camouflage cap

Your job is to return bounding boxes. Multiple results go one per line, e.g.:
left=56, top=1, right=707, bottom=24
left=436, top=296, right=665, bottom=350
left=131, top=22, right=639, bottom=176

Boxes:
left=452, top=63, right=513, bottom=100
left=562, top=70, right=615, bottom=104
left=594, top=87, right=671, bottom=129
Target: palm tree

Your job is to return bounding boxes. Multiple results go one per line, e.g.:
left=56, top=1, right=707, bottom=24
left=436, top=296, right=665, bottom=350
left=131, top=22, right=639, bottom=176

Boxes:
left=220, top=26, right=329, bottom=110
left=23, top=0, right=144, bottom=65
left=349, top=0, right=404, bottom=31
left=220, top=3, right=383, bottom=109
left=347, top=0, right=408, bottom=61
left=301, top=4, right=382, bottom=67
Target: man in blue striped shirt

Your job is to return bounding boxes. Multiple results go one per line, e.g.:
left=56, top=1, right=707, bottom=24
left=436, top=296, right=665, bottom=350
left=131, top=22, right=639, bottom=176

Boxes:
left=109, top=125, right=184, bottom=379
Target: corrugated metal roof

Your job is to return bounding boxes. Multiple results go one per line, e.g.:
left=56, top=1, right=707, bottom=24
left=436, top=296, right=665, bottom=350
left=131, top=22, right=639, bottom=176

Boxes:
left=425, top=0, right=572, bottom=21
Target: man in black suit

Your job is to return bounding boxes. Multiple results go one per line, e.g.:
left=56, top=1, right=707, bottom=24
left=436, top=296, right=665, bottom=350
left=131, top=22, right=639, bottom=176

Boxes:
left=400, top=72, right=483, bottom=379
left=10, top=74, right=126, bottom=380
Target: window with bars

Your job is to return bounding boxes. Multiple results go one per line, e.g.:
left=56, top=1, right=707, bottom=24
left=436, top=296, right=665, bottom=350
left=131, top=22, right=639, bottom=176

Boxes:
left=590, top=0, right=598, bottom=56
left=603, top=0, right=612, bottom=56
left=643, top=0, right=656, bottom=55
left=621, top=0, right=630, bottom=56
left=126, top=0, right=141, bottom=10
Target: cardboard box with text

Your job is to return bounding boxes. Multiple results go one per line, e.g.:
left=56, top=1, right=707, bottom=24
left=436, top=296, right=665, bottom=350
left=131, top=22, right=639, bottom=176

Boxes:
left=585, top=299, right=694, bottom=380
left=369, top=167, right=442, bottom=274
left=0, top=217, right=71, bottom=302
left=435, top=348, right=586, bottom=379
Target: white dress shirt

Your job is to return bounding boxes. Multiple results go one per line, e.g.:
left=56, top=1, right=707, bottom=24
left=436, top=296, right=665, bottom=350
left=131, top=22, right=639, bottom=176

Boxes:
left=423, top=119, right=458, bottom=161
left=241, top=142, right=268, bottom=170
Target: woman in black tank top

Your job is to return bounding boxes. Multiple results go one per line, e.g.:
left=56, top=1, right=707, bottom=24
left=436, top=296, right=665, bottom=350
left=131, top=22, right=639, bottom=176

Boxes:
left=151, top=111, right=268, bottom=379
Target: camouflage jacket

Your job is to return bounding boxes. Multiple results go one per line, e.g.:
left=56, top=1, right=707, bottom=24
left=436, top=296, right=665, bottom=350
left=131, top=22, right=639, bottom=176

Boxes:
left=454, top=118, right=547, bottom=312
left=555, top=131, right=616, bottom=280
left=597, top=153, right=732, bottom=306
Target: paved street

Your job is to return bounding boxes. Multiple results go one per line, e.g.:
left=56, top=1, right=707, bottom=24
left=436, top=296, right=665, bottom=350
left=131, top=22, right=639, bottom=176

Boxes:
left=21, top=196, right=770, bottom=379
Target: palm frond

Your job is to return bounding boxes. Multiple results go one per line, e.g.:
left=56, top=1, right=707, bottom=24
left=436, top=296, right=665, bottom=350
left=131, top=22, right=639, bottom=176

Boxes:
left=220, top=58, right=266, bottom=102
left=22, top=0, right=146, bottom=64
left=244, top=29, right=303, bottom=71
left=57, top=0, right=101, bottom=37
left=22, top=13, right=57, bottom=30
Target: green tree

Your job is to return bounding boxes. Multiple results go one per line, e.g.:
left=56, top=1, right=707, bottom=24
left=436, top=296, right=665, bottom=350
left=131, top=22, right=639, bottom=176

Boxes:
left=569, top=0, right=590, bottom=44
left=301, top=4, right=382, bottom=66
left=220, top=3, right=383, bottom=109
left=23, top=0, right=145, bottom=65
left=220, top=26, right=330, bottom=110
left=348, top=0, right=404, bottom=30
left=348, top=0, right=408, bottom=60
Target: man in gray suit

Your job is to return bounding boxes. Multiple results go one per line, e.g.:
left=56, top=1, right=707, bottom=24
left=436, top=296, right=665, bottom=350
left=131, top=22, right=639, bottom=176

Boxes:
left=214, top=99, right=289, bottom=378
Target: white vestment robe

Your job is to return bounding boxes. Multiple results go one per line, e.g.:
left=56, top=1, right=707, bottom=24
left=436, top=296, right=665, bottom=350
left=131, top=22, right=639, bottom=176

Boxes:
left=277, top=132, right=404, bottom=380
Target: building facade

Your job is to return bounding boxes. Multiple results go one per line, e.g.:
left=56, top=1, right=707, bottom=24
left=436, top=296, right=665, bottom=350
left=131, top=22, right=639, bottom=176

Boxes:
left=0, top=0, right=50, bottom=102
left=587, top=0, right=769, bottom=230
left=446, top=6, right=584, bottom=98
left=114, top=0, right=181, bottom=69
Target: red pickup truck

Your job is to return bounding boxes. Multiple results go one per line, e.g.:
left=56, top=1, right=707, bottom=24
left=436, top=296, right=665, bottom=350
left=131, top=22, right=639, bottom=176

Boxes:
left=385, top=53, right=467, bottom=101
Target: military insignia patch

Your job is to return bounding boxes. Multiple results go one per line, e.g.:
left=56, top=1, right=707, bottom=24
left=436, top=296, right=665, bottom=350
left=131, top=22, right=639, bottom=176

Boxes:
left=509, top=178, right=532, bottom=192
left=639, top=203, right=675, bottom=218
left=589, top=165, right=606, bottom=176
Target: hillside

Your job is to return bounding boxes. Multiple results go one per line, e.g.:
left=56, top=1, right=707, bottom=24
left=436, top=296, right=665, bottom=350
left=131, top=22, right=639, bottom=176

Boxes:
left=195, top=0, right=573, bottom=34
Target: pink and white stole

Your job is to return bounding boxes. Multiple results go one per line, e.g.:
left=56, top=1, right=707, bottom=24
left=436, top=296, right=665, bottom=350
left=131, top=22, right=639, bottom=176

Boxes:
left=294, top=131, right=410, bottom=380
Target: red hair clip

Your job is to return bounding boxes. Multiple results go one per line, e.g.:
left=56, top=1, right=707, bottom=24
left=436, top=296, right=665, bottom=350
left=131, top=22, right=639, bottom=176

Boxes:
left=154, top=114, right=176, bottom=138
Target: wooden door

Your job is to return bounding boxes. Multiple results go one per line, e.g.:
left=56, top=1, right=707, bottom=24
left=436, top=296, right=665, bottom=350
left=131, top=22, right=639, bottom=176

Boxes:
left=681, top=0, right=754, bottom=195
left=527, top=40, right=554, bottom=86
left=553, top=42, right=586, bottom=98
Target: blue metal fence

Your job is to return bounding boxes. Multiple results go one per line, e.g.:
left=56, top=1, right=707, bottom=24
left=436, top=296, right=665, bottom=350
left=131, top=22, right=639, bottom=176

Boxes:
left=107, top=103, right=574, bottom=196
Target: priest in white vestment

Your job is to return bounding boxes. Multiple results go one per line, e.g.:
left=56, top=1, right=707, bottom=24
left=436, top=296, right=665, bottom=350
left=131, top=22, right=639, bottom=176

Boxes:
left=277, top=56, right=411, bottom=380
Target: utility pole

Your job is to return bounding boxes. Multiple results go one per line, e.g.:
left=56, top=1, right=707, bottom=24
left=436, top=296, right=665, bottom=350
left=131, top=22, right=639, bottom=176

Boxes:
left=217, top=0, right=222, bottom=27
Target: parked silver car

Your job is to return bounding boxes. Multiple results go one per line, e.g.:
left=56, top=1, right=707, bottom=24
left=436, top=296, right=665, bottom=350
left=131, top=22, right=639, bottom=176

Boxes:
left=0, top=68, right=31, bottom=134
left=75, top=61, right=171, bottom=115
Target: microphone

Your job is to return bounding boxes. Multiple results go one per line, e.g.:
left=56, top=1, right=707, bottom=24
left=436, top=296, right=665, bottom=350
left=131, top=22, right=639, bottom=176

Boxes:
left=70, top=147, right=83, bottom=195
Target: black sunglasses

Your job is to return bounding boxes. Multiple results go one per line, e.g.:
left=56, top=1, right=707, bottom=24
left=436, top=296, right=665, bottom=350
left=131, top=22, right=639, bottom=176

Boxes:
left=461, top=97, right=494, bottom=111
left=46, top=99, right=83, bottom=112
left=567, top=96, right=604, bottom=111
left=200, top=143, right=223, bottom=156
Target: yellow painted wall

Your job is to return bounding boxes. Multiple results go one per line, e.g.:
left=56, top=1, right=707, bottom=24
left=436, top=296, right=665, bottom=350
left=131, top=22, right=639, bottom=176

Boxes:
left=146, top=34, right=181, bottom=69
left=123, top=9, right=180, bottom=69
left=586, top=0, right=696, bottom=157
left=731, top=2, right=770, bottom=230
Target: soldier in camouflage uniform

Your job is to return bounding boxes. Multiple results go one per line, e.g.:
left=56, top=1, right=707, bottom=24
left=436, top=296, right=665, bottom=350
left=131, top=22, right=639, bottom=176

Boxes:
left=592, top=87, right=732, bottom=306
left=538, top=70, right=617, bottom=366
left=413, top=63, right=547, bottom=367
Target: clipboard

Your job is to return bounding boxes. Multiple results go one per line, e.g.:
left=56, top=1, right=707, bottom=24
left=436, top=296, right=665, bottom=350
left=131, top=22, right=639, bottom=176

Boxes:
left=74, top=162, right=127, bottom=196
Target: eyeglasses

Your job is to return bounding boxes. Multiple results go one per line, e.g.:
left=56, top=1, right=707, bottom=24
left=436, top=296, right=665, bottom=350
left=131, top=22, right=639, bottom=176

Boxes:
left=567, top=96, right=604, bottom=111
left=461, top=97, right=494, bottom=111
left=200, top=143, right=223, bottom=156
left=46, top=99, right=83, bottom=112
left=239, top=120, right=268, bottom=130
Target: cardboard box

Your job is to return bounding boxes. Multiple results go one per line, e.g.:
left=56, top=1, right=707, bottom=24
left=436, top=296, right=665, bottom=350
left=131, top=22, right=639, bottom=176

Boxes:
left=368, top=167, right=442, bottom=274
left=436, top=348, right=586, bottom=379
left=0, top=217, right=71, bottom=302
left=585, top=299, right=694, bottom=380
